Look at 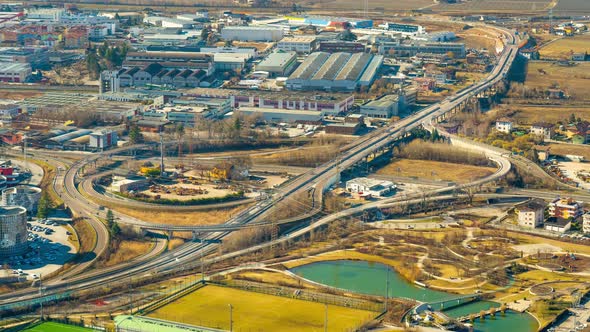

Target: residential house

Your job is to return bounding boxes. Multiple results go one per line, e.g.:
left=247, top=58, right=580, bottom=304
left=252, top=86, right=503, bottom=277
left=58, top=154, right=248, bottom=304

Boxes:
left=544, top=217, right=571, bottom=233
left=583, top=213, right=590, bottom=234
left=520, top=48, right=540, bottom=60
left=547, top=89, right=565, bottom=99
left=495, top=118, right=513, bottom=134
left=530, top=122, right=554, bottom=140
left=548, top=197, right=583, bottom=220
left=534, top=145, right=551, bottom=162
left=414, top=77, right=436, bottom=91
left=64, top=26, right=88, bottom=49
left=565, top=121, right=590, bottom=144
left=515, top=199, right=546, bottom=229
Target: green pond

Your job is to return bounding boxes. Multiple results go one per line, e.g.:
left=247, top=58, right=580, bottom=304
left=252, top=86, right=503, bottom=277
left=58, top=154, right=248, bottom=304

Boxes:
left=290, top=260, right=538, bottom=332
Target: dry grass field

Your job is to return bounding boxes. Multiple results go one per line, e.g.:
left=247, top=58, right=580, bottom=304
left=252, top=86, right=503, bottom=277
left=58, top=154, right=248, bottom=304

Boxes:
left=525, top=61, right=590, bottom=100
left=101, top=239, right=153, bottom=267
left=553, top=0, right=590, bottom=14
left=295, top=0, right=433, bottom=10
left=435, top=0, right=552, bottom=13
left=509, top=105, right=590, bottom=124
left=376, top=159, right=495, bottom=183
left=112, top=204, right=251, bottom=225
left=148, top=285, right=377, bottom=332
left=538, top=34, right=590, bottom=59
left=72, top=218, right=97, bottom=254
left=547, top=143, right=590, bottom=160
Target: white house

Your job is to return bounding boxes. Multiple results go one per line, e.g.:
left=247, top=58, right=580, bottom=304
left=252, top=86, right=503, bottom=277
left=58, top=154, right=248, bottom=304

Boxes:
left=345, top=177, right=396, bottom=197
left=495, top=118, right=513, bottom=134
left=544, top=218, right=571, bottom=233
left=530, top=122, right=554, bottom=140
left=515, top=199, right=545, bottom=229
left=583, top=213, right=590, bottom=234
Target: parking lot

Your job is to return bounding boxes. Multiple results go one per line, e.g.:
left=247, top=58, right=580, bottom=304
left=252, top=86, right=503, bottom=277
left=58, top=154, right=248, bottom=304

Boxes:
left=548, top=299, right=590, bottom=332
left=4, top=218, right=77, bottom=281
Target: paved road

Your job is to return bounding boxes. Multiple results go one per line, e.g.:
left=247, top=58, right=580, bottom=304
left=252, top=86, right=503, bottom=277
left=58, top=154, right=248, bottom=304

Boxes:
left=0, top=26, right=521, bottom=310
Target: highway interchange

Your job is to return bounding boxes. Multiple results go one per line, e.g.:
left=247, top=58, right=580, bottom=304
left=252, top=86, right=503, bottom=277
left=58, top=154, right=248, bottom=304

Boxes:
left=0, top=25, right=561, bottom=313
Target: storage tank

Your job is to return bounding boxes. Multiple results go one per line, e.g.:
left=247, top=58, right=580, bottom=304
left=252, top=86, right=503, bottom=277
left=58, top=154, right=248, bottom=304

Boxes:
left=2, top=185, right=42, bottom=215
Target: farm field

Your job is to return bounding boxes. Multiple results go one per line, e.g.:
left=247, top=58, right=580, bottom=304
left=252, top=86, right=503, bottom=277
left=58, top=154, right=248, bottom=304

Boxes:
left=23, top=322, right=93, bottom=332
left=294, top=0, right=433, bottom=10
left=538, top=34, right=590, bottom=59
left=553, top=0, right=590, bottom=14
left=525, top=61, right=590, bottom=100
left=548, top=143, right=590, bottom=160
left=148, top=285, right=377, bottom=332
left=376, top=159, right=496, bottom=184
left=509, top=105, right=590, bottom=124
left=435, top=0, right=552, bottom=12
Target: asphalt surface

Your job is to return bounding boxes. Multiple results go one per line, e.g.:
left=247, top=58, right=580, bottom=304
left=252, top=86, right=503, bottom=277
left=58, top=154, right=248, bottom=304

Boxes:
left=0, top=26, right=522, bottom=310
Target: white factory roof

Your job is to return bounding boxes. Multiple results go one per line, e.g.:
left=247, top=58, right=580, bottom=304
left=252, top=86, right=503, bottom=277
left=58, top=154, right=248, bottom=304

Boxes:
left=223, top=25, right=282, bottom=30
left=237, top=107, right=322, bottom=116
left=257, top=51, right=297, bottom=68
left=279, top=36, right=317, bottom=43
left=0, top=62, right=31, bottom=72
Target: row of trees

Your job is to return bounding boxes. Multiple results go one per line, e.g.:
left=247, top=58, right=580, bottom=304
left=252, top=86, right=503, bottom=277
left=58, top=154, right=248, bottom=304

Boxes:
left=396, top=140, right=490, bottom=167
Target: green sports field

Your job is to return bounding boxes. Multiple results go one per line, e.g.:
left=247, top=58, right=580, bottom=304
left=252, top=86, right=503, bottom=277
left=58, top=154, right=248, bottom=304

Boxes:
left=23, top=322, right=93, bottom=332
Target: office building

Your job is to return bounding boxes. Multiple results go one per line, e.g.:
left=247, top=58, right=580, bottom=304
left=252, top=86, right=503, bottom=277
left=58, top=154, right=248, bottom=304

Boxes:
left=277, top=36, right=317, bottom=53
left=0, top=206, right=28, bottom=258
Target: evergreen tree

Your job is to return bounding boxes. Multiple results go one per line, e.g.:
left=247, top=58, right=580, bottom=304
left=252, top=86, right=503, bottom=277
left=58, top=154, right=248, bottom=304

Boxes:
left=129, top=125, right=143, bottom=144
left=37, top=192, right=52, bottom=220
left=86, top=50, right=101, bottom=80
left=98, top=42, right=109, bottom=57
left=338, top=29, right=357, bottom=41
left=106, top=209, right=120, bottom=237
left=233, top=116, right=241, bottom=138
left=201, top=27, right=211, bottom=41
left=569, top=113, right=577, bottom=124
left=111, top=222, right=121, bottom=236
left=106, top=209, right=115, bottom=228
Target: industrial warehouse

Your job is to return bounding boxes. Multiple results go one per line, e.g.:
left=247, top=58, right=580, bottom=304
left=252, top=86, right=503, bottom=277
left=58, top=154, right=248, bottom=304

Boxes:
left=286, top=52, right=383, bottom=91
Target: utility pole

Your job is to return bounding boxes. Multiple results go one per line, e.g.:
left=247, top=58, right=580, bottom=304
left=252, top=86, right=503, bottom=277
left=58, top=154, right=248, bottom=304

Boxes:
left=39, top=273, right=43, bottom=320
left=196, top=238, right=221, bottom=282
left=324, top=303, right=328, bottom=332
left=128, top=276, right=133, bottom=314
left=385, top=268, right=390, bottom=312
left=201, top=247, right=205, bottom=283
left=228, top=304, right=233, bottom=332
left=22, top=134, right=27, bottom=171
left=159, top=131, right=165, bottom=177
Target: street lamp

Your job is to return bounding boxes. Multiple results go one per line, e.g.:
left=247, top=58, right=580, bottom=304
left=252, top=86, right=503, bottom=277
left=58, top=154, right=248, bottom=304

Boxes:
left=39, top=273, right=44, bottom=320
left=194, top=238, right=222, bottom=282
left=228, top=304, right=233, bottom=332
